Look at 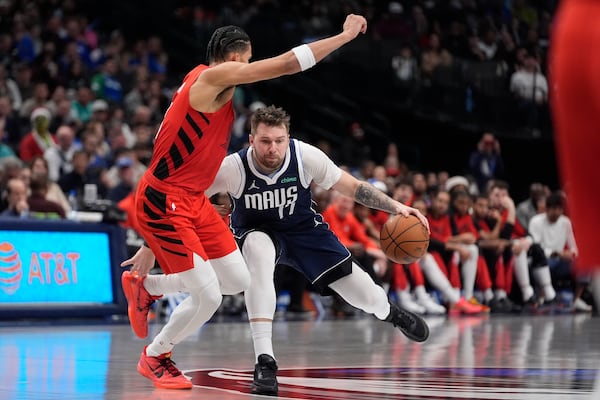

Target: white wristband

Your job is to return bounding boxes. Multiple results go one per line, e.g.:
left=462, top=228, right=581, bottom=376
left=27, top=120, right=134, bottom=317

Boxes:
left=292, top=44, right=316, bottom=71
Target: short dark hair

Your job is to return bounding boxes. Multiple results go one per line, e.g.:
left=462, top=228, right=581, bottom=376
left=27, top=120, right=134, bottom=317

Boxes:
left=206, top=25, right=250, bottom=64
left=546, top=192, right=564, bottom=209
left=30, top=174, right=48, bottom=195
left=250, top=105, right=291, bottom=135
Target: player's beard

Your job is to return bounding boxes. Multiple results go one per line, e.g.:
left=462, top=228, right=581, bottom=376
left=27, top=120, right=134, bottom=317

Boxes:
left=261, top=153, right=282, bottom=169
left=256, top=152, right=283, bottom=172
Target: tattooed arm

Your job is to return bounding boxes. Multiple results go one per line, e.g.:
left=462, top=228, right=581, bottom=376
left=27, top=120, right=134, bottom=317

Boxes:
left=331, top=170, right=429, bottom=230
left=354, top=183, right=397, bottom=213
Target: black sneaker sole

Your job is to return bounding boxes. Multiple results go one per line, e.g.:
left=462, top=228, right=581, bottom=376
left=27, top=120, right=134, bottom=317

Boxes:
left=251, top=383, right=278, bottom=396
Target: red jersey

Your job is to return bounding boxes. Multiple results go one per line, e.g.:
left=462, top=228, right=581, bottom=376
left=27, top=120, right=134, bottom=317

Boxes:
left=368, top=209, right=390, bottom=231
left=500, top=209, right=527, bottom=238
left=427, top=213, right=452, bottom=243
left=473, top=215, right=492, bottom=233
left=452, top=213, right=479, bottom=238
left=322, top=205, right=379, bottom=250
left=147, top=64, right=234, bottom=193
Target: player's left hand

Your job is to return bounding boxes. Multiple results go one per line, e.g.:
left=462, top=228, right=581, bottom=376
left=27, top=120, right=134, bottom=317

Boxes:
left=120, top=245, right=156, bottom=277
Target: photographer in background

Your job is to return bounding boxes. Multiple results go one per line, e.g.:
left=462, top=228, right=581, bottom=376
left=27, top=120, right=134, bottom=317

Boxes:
left=468, top=132, right=505, bottom=194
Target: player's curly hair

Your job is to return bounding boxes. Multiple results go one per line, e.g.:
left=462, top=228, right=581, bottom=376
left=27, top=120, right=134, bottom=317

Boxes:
left=250, top=105, right=291, bottom=135
left=206, top=25, right=250, bottom=64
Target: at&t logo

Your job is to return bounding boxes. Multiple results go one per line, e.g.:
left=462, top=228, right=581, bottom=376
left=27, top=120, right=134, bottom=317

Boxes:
left=0, top=242, right=22, bottom=294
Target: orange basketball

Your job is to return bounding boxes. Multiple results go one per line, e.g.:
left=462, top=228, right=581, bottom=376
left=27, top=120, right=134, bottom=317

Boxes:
left=380, top=214, right=429, bottom=264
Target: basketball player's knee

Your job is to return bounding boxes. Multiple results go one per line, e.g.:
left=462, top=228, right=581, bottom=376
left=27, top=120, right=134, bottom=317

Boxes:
left=242, top=232, right=276, bottom=277
left=193, top=279, right=222, bottom=311
left=243, top=232, right=274, bottom=260
left=222, top=267, right=251, bottom=294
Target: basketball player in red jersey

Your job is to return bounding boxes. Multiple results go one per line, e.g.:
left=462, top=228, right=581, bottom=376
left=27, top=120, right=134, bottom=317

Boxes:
left=119, top=15, right=368, bottom=390
left=550, top=1, right=600, bottom=310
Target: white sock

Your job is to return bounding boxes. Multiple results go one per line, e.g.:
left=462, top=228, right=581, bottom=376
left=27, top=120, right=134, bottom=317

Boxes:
left=453, top=288, right=462, bottom=300
left=460, top=245, right=478, bottom=300
left=414, top=285, right=429, bottom=301
left=419, top=254, right=459, bottom=303
left=484, top=288, right=494, bottom=302
left=144, top=273, right=184, bottom=296
left=532, top=267, right=556, bottom=301
left=513, top=251, right=534, bottom=301
left=250, top=321, right=274, bottom=361
left=495, top=289, right=507, bottom=300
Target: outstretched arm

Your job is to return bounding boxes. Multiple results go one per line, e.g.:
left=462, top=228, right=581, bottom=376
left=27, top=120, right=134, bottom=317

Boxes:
left=196, top=14, right=367, bottom=88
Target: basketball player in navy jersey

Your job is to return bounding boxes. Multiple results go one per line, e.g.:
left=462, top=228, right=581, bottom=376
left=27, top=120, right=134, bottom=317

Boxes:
left=206, top=105, right=430, bottom=395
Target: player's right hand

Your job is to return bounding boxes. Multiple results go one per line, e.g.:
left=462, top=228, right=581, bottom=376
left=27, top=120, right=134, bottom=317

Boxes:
left=342, top=14, right=367, bottom=38
left=120, top=245, right=156, bottom=277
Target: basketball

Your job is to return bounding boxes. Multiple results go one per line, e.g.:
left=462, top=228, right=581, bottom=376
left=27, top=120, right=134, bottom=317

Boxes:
left=380, top=214, right=429, bottom=264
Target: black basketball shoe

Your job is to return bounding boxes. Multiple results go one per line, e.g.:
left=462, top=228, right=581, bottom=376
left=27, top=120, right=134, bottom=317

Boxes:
left=386, top=302, right=430, bottom=342
left=251, top=354, right=278, bottom=396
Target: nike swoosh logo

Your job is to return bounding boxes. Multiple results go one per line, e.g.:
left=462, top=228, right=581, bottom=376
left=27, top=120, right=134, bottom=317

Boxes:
left=147, top=360, right=164, bottom=378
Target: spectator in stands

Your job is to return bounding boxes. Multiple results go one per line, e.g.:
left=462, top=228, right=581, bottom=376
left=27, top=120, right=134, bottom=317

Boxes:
left=29, top=155, right=70, bottom=215
left=19, top=107, right=56, bottom=163
left=27, top=174, right=65, bottom=219
left=107, top=155, right=135, bottom=203
left=529, top=192, right=592, bottom=312
left=391, top=44, right=419, bottom=104
left=411, top=172, right=431, bottom=207
left=0, top=177, right=28, bottom=217
left=44, top=125, right=79, bottom=182
left=13, top=62, right=33, bottom=102
left=468, top=132, right=505, bottom=194
left=420, top=33, right=452, bottom=81
left=49, top=97, right=74, bottom=133
left=425, top=189, right=484, bottom=313
left=0, top=124, right=15, bottom=159
left=19, top=82, right=52, bottom=119
left=0, top=157, right=20, bottom=211
left=510, top=52, right=548, bottom=129
left=0, top=95, right=21, bottom=150
left=339, top=122, right=372, bottom=168
left=80, top=124, right=109, bottom=171
left=69, top=86, right=94, bottom=128
left=392, top=177, right=414, bottom=206
left=487, top=180, right=558, bottom=311
left=90, top=57, right=123, bottom=104
left=0, top=63, right=22, bottom=111
left=516, top=182, right=548, bottom=230
left=57, top=149, right=93, bottom=198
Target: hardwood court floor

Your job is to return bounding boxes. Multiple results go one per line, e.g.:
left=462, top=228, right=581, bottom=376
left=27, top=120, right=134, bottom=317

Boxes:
left=1, top=313, right=599, bottom=400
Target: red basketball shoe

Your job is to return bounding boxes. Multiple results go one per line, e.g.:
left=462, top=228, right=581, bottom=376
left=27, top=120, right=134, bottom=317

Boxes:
left=121, top=271, right=162, bottom=338
left=137, top=346, right=193, bottom=389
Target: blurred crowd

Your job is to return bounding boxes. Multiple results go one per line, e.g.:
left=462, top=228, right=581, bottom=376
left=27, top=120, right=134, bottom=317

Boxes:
left=0, top=0, right=589, bottom=319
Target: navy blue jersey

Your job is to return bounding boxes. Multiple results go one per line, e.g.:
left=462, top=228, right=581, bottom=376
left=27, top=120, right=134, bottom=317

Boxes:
left=229, top=139, right=352, bottom=293
left=230, top=139, right=323, bottom=235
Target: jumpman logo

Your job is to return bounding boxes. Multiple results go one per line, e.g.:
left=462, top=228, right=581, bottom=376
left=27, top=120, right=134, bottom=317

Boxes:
left=248, top=180, right=260, bottom=190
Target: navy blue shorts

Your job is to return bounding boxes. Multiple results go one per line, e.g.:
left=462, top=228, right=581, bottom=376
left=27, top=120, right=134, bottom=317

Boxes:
left=237, top=224, right=353, bottom=295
